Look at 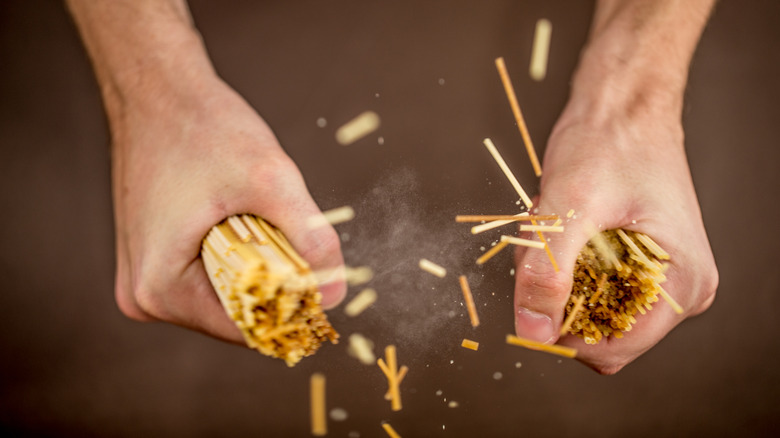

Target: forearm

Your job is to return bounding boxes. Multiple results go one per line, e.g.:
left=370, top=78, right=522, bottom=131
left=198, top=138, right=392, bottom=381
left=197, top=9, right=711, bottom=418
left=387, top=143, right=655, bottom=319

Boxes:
left=66, top=0, right=215, bottom=119
left=565, top=0, right=715, bottom=123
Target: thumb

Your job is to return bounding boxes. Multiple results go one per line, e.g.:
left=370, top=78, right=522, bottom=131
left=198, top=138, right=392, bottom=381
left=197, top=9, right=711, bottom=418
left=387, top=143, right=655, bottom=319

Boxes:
left=248, top=161, right=347, bottom=310
left=513, top=201, right=592, bottom=344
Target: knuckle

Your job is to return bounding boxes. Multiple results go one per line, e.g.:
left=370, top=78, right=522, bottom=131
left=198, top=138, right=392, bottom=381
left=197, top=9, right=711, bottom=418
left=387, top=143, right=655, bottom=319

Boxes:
left=585, top=354, right=632, bottom=375
left=299, top=226, right=343, bottom=268
left=591, top=362, right=627, bottom=376
left=516, top=268, right=572, bottom=302
left=703, top=261, right=720, bottom=298
left=247, top=154, right=299, bottom=191
left=693, top=260, right=719, bottom=315
left=115, top=283, right=154, bottom=322
left=130, top=282, right=169, bottom=321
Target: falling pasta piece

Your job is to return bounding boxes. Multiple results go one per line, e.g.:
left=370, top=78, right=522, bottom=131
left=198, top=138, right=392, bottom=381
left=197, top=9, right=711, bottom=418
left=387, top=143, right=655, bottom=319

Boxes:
left=307, top=205, right=355, bottom=228
left=336, top=111, right=381, bottom=145
left=310, top=373, right=327, bottom=436
left=382, top=422, right=402, bottom=438
left=500, top=235, right=546, bottom=249
left=471, top=212, right=529, bottom=234
left=345, top=266, right=374, bottom=286
left=314, top=265, right=374, bottom=287
left=457, top=214, right=558, bottom=223
left=344, top=288, right=378, bottom=317
left=494, top=57, right=543, bottom=177
left=461, top=339, right=480, bottom=351
left=529, top=18, right=552, bottom=81
left=378, top=345, right=404, bottom=411
left=459, top=275, right=480, bottom=327
left=566, top=209, right=575, bottom=218
left=506, top=334, right=577, bottom=359
left=419, top=258, right=447, bottom=278
left=483, top=138, right=533, bottom=208
left=384, top=366, right=408, bottom=400
left=476, top=241, right=509, bottom=265
left=519, top=224, right=564, bottom=233
left=348, top=333, right=376, bottom=365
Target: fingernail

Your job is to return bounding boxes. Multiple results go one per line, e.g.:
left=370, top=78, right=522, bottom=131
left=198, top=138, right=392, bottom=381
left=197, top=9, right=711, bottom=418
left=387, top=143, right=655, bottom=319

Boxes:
left=318, top=279, right=346, bottom=309
left=515, top=307, right=555, bottom=344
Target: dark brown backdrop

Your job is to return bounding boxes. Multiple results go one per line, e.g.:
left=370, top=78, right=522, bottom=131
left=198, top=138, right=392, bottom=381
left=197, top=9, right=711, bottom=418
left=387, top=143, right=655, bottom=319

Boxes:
left=1, top=0, right=778, bottom=436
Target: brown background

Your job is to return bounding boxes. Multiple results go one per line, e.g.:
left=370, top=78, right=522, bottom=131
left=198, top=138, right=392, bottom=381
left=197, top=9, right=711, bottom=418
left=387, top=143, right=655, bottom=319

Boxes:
left=1, top=0, right=779, bottom=436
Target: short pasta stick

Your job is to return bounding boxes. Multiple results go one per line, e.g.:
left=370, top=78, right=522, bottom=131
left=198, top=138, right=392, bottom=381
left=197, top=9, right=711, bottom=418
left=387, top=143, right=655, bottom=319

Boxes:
left=471, top=213, right=529, bottom=235
left=459, top=275, right=480, bottom=327
left=483, top=138, right=533, bottom=208
left=529, top=18, right=552, bottom=81
left=310, top=373, right=327, bottom=436
left=384, top=366, right=408, bottom=400
left=348, top=333, right=376, bottom=365
left=476, top=241, right=509, bottom=265
left=519, top=224, right=564, bottom=233
left=494, top=57, right=542, bottom=177
left=307, top=205, right=355, bottom=228
left=344, top=288, right=378, bottom=317
left=506, top=334, right=577, bottom=359
left=335, top=111, right=380, bottom=145
left=457, top=214, right=558, bottom=223
left=461, top=339, right=480, bottom=351
left=382, top=422, right=402, bottom=438
left=500, top=235, right=546, bottom=249
left=419, top=258, right=447, bottom=278
left=378, top=345, right=404, bottom=411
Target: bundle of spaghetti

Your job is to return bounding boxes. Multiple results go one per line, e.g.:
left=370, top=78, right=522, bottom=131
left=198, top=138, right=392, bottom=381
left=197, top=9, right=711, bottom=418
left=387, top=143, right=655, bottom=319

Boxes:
left=563, top=228, right=681, bottom=344
left=201, top=214, right=338, bottom=366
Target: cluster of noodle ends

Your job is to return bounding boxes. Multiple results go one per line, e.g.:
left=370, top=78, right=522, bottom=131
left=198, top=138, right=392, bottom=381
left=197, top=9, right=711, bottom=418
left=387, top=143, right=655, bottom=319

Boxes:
left=564, top=229, right=677, bottom=344
left=201, top=215, right=338, bottom=367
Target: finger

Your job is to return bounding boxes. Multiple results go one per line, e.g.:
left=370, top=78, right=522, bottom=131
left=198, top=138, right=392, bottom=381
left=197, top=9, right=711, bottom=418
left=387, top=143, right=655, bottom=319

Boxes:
left=138, top=260, right=246, bottom=344
left=558, top=305, right=680, bottom=374
left=114, top=245, right=156, bottom=322
left=248, top=162, right=347, bottom=309
left=513, top=202, right=595, bottom=344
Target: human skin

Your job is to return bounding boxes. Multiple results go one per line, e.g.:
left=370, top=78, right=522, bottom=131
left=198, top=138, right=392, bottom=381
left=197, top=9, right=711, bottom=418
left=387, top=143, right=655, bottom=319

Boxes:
left=512, top=0, right=719, bottom=374
left=66, top=0, right=347, bottom=344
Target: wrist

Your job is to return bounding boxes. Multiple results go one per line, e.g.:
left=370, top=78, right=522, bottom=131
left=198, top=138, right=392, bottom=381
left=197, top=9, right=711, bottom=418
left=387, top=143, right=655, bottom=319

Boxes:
left=101, top=32, right=218, bottom=122
left=562, top=41, right=686, bottom=129
left=68, top=0, right=218, bottom=122
left=558, top=0, right=713, bottom=129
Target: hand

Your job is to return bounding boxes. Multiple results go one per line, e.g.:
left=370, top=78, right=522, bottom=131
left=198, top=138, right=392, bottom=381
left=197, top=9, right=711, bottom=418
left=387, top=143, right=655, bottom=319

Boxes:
left=110, top=74, right=347, bottom=344
left=512, top=102, right=718, bottom=374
